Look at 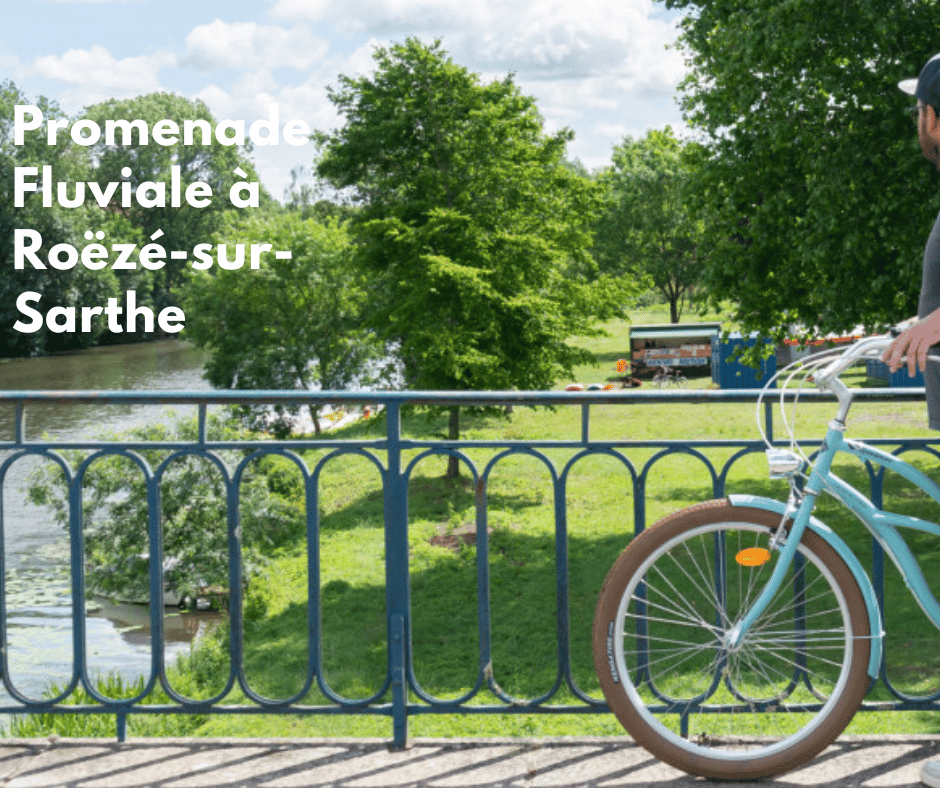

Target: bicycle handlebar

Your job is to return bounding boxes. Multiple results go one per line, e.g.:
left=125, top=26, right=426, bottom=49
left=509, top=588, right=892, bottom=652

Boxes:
left=757, top=326, right=916, bottom=460
left=812, top=335, right=895, bottom=388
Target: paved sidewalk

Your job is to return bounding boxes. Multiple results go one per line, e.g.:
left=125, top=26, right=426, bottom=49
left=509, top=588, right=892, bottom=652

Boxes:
left=0, top=736, right=938, bottom=787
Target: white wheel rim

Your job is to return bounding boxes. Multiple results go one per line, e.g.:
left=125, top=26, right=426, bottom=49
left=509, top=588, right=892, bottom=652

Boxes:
left=612, top=521, right=855, bottom=762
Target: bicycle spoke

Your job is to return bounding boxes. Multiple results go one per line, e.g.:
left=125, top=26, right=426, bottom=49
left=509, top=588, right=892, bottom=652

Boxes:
left=623, top=632, right=717, bottom=650
left=648, top=562, right=722, bottom=629
left=671, top=543, right=734, bottom=628
left=734, top=646, right=795, bottom=699
left=747, top=574, right=834, bottom=632
left=623, top=607, right=723, bottom=632
left=631, top=642, right=718, bottom=676
left=641, top=577, right=722, bottom=628
left=746, top=641, right=847, bottom=673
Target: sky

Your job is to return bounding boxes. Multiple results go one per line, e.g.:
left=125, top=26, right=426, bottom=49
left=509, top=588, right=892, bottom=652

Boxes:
left=1, top=0, right=689, bottom=201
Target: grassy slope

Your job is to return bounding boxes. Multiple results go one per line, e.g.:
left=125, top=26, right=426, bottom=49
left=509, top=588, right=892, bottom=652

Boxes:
left=14, top=303, right=940, bottom=738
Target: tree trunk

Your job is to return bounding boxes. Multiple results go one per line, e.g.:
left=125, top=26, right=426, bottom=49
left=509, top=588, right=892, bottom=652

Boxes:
left=308, top=404, right=322, bottom=436
left=446, top=406, right=460, bottom=479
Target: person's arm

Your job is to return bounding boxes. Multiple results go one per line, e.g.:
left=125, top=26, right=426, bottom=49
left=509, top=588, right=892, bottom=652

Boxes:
left=881, top=312, right=940, bottom=375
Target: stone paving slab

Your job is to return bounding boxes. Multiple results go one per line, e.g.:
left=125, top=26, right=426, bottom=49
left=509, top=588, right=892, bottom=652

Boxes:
left=0, top=736, right=938, bottom=787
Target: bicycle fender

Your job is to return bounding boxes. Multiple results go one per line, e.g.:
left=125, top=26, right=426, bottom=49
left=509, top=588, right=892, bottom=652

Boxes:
left=728, top=494, right=884, bottom=679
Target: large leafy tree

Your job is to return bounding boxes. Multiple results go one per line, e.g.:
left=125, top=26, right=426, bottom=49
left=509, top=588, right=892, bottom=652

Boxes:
left=316, top=38, right=630, bottom=475
left=82, top=92, right=268, bottom=313
left=0, top=81, right=119, bottom=357
left=666, top=0, right=940, bottom=354
left=593, top=127, right=704, bottom=323
left=183, top=213, right=385, bottom=436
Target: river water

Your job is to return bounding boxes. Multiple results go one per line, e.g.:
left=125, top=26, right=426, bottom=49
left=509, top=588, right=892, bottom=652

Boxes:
left=0, top=339, right=223, bottom=702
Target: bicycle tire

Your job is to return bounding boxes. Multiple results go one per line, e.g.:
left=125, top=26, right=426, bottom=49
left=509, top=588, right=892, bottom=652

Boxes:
left=592, top=499, right=871, bottom=780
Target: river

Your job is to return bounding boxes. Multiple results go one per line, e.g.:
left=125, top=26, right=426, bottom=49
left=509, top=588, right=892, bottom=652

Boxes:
left=0, top=339, right=224, bottom=703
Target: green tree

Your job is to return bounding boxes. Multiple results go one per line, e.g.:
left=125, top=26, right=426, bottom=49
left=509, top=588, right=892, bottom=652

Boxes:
left=0, top=81, right=120, bottom=357
left=665, top=0, right=939, bottom=356
left=183, top=213, right=385, bottom=436
left=593, top=127, right=703, bottom=323
left=316, top=38, right=630, bottom=476
left=82, top=92, right=269, bottom=314
left=283, top=165, right=357, bottom=225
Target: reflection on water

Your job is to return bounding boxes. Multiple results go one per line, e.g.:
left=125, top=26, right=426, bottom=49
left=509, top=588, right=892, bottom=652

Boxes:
left=0, top=340, right=223, bottom=701
left=0, top=339, right=213, bottom=440
left=88, top=598, right=224, bottom=647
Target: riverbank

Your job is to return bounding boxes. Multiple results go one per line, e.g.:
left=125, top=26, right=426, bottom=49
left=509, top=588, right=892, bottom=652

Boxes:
left=0, top=339, right=215, bottom=702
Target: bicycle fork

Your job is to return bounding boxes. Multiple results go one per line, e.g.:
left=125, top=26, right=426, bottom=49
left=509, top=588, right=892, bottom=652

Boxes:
left=725, top=440, right=841, bottom=650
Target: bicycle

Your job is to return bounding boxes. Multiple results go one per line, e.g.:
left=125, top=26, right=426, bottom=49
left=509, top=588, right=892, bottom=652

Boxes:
left=592, top=331, right=936, bottom=780
left=652, top=365, right=687, bottom=388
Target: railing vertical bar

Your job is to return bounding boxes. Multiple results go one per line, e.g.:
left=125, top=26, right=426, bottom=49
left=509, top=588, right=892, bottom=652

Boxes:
left=554, top=475, right=571, bottom=682
left=307, top=463, right=322, bottom=698
left=634, top=473, right=646, bottom=535
left=581, top=404, right=590, bottom=444
left=227, top=473, right=244, bottom=696
left=147, top=472, right=165, bottom=686
left=198, top=404, right=208, bottom=445
left=383, top=402, right=410, bottom=748
left=13, top=404, right=25, bottom=445
left=869, top=463, right=887, bottom=679
left=475, top=473, right=493, bottom=698
left=764, top=400, right=773, bottom=443
left=0, top=466, right=8, bottom=692
left=116, top=712, right=127, bottom=742
left=70, top=466, right=87, bottom=693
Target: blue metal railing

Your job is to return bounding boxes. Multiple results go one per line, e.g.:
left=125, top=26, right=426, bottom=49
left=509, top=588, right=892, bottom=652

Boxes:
left=0, top=388, right=936, bottom=744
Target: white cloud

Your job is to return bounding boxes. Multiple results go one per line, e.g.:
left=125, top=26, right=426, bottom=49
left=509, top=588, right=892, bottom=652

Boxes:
left=259, top=0, right=687, bottom=192
left=0, top=52, right=24, bottom=79
left=181, top=20, right=329, bottom=72
left=465, top=2, right=683, bottom=87
left=271, top=0, right=478, bottom=33
left=16, top=0, right=686, bottom=199
left=191, top=73, right=340, bottom=201
left=32, top=46, right=172, bottom=96
left=270, top=0, right=684, bottom=95
left=593, top=122, right=633, bottom=139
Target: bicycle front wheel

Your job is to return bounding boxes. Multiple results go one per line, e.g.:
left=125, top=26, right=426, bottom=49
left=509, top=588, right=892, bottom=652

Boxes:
left=593, top=499, right=871, bottom=780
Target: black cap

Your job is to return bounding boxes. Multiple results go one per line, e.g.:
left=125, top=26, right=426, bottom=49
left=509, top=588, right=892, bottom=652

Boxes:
left=900, top=53, right=940, bottom=110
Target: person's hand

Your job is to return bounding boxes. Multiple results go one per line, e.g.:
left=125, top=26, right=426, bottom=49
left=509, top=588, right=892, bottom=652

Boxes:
left=881, top=311, right=940, bottom=375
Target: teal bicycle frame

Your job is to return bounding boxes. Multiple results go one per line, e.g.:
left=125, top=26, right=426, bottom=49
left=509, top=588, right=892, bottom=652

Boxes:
left=725, top=338, right=940, bottom=680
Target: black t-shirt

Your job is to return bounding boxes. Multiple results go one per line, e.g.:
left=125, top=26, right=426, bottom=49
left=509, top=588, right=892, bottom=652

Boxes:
left=919, top=209, right=940, bottom=319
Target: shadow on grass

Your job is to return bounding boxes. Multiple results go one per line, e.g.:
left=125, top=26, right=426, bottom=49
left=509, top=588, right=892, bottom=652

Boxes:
left=204, top=450, right=940, bottom=711
left=232, top=526, right=653, bottom=707
left=304, top=472, right=558, bottom=536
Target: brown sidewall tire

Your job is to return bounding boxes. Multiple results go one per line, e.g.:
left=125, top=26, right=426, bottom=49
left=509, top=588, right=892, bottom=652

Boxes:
left=592, top=499, right=871, bottom=781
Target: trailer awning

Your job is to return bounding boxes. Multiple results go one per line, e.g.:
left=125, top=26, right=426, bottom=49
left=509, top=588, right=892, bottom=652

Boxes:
left=630, top=328, right=720, bottom=340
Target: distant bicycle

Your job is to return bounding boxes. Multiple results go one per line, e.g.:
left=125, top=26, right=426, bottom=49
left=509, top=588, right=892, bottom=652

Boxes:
left=651, top=366, right=687, bottom=387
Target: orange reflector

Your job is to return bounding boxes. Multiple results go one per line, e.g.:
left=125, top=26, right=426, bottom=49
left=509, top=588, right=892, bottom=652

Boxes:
left=736, top=547, right=771, bottom=567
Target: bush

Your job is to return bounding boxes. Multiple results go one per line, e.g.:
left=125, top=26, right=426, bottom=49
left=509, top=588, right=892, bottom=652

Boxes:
left=27, top=414, right=306, bottom=607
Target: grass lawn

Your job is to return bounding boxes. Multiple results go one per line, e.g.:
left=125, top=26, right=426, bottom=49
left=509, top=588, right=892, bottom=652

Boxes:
left=13, top=304, right=940, bottom=739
